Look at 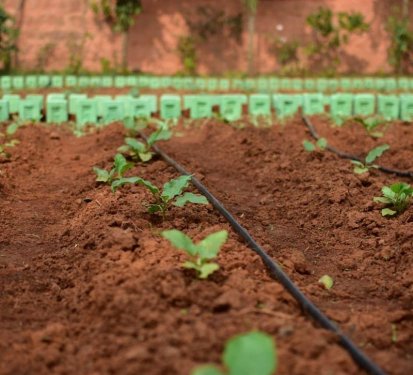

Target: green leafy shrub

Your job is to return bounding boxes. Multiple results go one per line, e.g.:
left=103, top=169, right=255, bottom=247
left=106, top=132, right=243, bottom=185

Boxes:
left=302, top=138, right=327, bottom=152
left=177, top=35, right=198, bottom=76
left=118, top=123, right=172, bottom=162
left=386, top=7, right=413, bottom=74
left=306, top=7, right=369, bottom=73
left=373, top=182, right=413, bottom=216
left=192, top=331, right=277, bottom=375
left=112, top=175, right=208, bottom=218
left=354, top=116, right=387, bottom=138
left=351, top=144, right=389, bottom=174
left=0, top=123, right=20, bottom=158
left=0, top=5, right=18, bottom=72
left=93, top=153, right=134, bottom=184
left=161, top=229, right=227, bottom=279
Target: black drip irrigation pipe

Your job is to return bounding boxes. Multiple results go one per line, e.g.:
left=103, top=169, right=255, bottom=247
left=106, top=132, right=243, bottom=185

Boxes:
left=303, top=115, right=413, bottom=179
left=147, top=139, right=387, bottom=375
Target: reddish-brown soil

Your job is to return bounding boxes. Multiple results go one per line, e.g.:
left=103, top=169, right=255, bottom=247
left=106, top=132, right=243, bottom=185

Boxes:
left=0, top=115, right=412, bottom=375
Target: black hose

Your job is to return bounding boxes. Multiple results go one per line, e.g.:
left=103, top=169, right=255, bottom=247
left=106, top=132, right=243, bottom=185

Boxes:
left=303, top=116, right=413, bottom=178
left=146, top=136, right=387, bottom=375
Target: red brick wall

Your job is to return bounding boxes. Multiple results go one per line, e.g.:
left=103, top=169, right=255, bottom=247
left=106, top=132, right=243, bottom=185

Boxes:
left=3, top=0, right=403, bottom=74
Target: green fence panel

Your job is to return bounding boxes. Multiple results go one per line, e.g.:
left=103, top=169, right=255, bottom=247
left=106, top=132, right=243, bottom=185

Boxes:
left=363, top=78, right=375, bottom=90
left=280, top=78, right=292, bottom=91
left=269, top=78, right=280, bottom=91
left=78, top=76, right=90, bottom=88
left=400, top=94, right=413, bottom=121
left=160, top=76, right=171, bottom=88
left=249, top=94, right=271, bottom=116
left=47, top=99, right=68, bottom=124
left=102, top=76, right=114, bottom=88
left=38, top=75, right=51, bottom=88
left=114, top=76, right=127, bottom=88
left=195, top=78, right=207, bottom=91
left=3, top=94, right=20, bottom=113
left=25, top=75, right=38, bottom=89
left=76, top=99, right=98, bottom=127
left=354, top=93, right=375, bottom=116
left=128, top=97, right=152, bottom=118
left=47, top=93, right=66, bottom=102
left=398, top=78, right=410, bottom=91
left=316, top=79, right=328, bottom=92
left=140, top=95, right=157, bottom=113
left=19, top=99, right=41, bottom=121
left=90, top=76, right=102, bottom=88
left=126, top=76, right=138, bottom=87
left=219, top=95, right=244, bottom=121
left=102, top=100, right=125, bottom=124
left=0, top=100, right=9, bottom=121
left=219, top=79, right=231, bottom=91
left=26, top=94, right=44, bottom=110
left=353, top=78, right=365, bottom=90
left=12, top=76, right=24, bottom=90
left=51, top=75, right=64, bottom=88
left=69, top=94, right=88, bottom=115
left=291, top=78, right=303, bottom=91
left=94, top=95, right=112, bottom=116
left=160, top=95, right=181, bottom=119
left=340, top=78, right=352, bottom=91
left=273, top=94, right=301, bottom=118
left=303, top=93, right=324, bottom=115
left=304, top=79, right=316, bottom=91
left=377, top=95, right=400, bottom=120
left=257, top=78, right=269, bottom=91
left=184, top=95, right=212, bottom=119
left=1, top=76, right=12, bottom=90
left=374, top=78, right=386, bottom=91
left=206, top=78, right=218, bottom=91
left=330, top=93, right=353, bottom=120
left=327, top=79, right=339, bottom=91
left=384, top=78, right=397, bottom=92
left=65, top=75, right=78, bottom=87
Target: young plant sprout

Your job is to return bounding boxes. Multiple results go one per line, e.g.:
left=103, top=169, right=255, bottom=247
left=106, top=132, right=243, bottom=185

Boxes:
left=351, top=144, right=389, bottom=174
left=162, top=229, right=227, bottom=279
left=354, top=116, right=386, bottom=138
left=0, top=123, right=20, bottom=158
left=112, top=175, right=208, bottom=218
left=373, top=182, right=413, bottom=216
left=303, top=137, right=327, bottom=152
left=118, top=122, right=172, bottom=162
left=93, top=153, right=134, bottom=185
left=191, top=331, right=277, bottom=375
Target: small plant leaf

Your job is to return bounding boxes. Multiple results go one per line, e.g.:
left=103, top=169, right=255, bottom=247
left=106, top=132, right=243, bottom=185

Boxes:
left=303, top=140, right=315, bottom=152
left=198, top=230, right=228, bottom=260
left=162, top=175, right=191, bottom=202
left=352, top=160, right=369, bottom=174
left=382, top=208, right=397, bottom=216
left=199, top=263, right=220, bottom=279
left=147, top=125, right=172, bottom=147
left=223, top=332, right=277, bottom=375
left=148, top=204, right=163, bottom=213
left=138, top=151, right=153, bottom=162
left=125, top=137, right=147, bottom=153
left=6, top=123, right=18, bottom=136
left=123, top=117, right=135, bottom=130
left=373, top=196, right=392, bottom=204
left=174, top=192, right=209, bottom=207
left=318, top=275, right=334, bottom=289
left=191, top=365, right=224, bottom=375
left=162, top=229, right=198, bottom=256
left=93, top=167, right=110, bottom=182
left=113, top=153, right=134, bottom=176
left=111, top=176, right=159, bottom=194
left=365, top=144, right=389, bottom=164
left=316, top=137, right=327, bottom=149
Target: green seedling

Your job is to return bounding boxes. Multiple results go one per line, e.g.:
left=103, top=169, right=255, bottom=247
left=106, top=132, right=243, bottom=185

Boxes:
left=318, top=275, right=334, bottom=290
left=303, top=138, right=327, bottom=152
left=0, top=122, right=20, bottom=158
left=373, top=182, right=413, bottom=216
left=192, top=331, right=277, bottom=375
left=118, top=123, right=172, bottom=162
left=93, top=153, right=134, bottom=184
left=112, top=174, right=208, bottom=218
left=351, top=144, right=389, bottom=174
left=354, top=116, right=387, bottom=138
left=161, top=229, right=227, bottom=279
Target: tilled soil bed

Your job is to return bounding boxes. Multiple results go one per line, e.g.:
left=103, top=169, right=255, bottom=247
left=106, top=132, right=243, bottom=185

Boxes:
left=0, top=116, right=412, bottom=375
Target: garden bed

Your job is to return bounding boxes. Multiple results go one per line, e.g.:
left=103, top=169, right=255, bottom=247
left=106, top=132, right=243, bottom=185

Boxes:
left=0, top=115, right=412, bottom=375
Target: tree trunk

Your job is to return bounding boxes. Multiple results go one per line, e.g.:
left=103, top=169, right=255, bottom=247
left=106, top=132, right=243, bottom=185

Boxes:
left=247, top=11, right=256, bottom=75
left=121, top=31, right=129, bottom=72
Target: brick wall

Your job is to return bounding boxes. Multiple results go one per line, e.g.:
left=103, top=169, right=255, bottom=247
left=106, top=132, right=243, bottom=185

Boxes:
left=3, top=0, right=404, bottom=74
